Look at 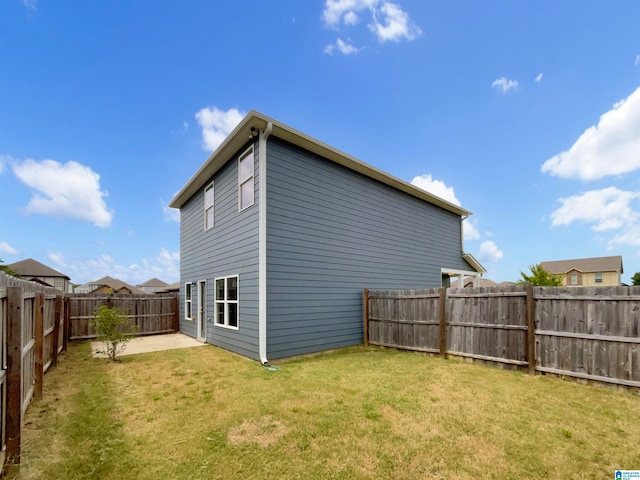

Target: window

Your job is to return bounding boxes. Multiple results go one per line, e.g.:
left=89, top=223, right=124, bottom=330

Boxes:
left=570, top=274, right=578, bottom=285
left=595, top=272, right=603, bottom=284
left=185, top=282, right=193, bottom=320
left=238, top=147, right=254, bottom=211
left=204, top=182, right=214, bottom=230
left=215, top=275, right=239, bottom=329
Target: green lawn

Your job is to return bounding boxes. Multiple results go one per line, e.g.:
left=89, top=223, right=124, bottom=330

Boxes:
left=12, top=341, right=640, bottom=480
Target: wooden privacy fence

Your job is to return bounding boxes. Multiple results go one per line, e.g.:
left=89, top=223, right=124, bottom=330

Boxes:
left=365, top=284, right=640, bottom=389
left=0, top=272, right=67, bottom=471
left=68, top=294, right=179, bottom=340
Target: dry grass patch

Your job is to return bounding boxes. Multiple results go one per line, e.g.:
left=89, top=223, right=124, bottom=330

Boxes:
left=13, top=342, right=640, bottom=480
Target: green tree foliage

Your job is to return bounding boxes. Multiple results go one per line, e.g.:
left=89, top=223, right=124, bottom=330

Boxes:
left=517, top=264, right=563, bottom=286
left=0, top=258, right=17, bottom=276
left=91, top=305, right=137, bottom=361
left=632, top=272, right=640, bottom=286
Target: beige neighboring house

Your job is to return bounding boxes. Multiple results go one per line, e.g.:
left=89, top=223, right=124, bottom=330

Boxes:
left=136, top=277, right=168, bottom=294
left=75, top=276, right=146, bottom=295
left=540, top=256, right=623, bottom=287
left=7, top=258, right=71, bottom=292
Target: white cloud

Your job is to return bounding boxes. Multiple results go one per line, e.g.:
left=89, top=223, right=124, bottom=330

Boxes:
left=322, top=0, right=420, bottom=46
left=22, top=0, right=37, bottom=11
left=324, top=38, right=360, bottom=55
left=635, top=54, right=640, bottom=66
left=463, top=218, right=480, bottom=241
left=61, top=248, right=180, bottom=285
left=492, top=77, right=518, bottom=94
left=163, top=199, right=180, bottom=222
left=323, top=0, right=378, bottom=27
left=12, top=159, right=113, bottom=227
left=550, top=187, right=640, bottom=232
left=369, top=1, right=421, bottom=42
left=541, top=87, right=640, bottom=181
left=0, top=155, right=5, bottom=174
left=343, top=11, right=359, bottom=25
left=609, top=223, right=640, bottom=247
left=410, top=174, right=461, bottom=206
left=195, top=107, right=245, bottom=152
left=534, top=73, right=543, bottom=83
left=171, top=121, right=189, bottom=136
left=478, top=240, right=503, bottom=263
left=0, top=241, right=19, bottom=255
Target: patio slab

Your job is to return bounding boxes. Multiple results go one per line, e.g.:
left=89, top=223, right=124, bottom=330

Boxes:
left=91, top=333, right=206, bottom=358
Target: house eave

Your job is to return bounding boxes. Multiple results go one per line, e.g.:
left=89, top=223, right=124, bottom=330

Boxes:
left=463, top=253, right=486, bottom=274
left=169, top=111, right=472, bottom=218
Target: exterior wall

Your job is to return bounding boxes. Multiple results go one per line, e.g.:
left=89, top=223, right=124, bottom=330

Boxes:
left=179, top=140, right=260, bottom=359
left=564, top=270, right=620, bottom=287
left=265, top=137, right=471, bottom=359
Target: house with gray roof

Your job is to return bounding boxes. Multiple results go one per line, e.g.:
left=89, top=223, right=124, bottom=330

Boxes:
left=136, top=277, right=169, bottom=294
left=7, top=258, right=71, bottom=292
left=169, top=111, right=485, bottom=363
left=540, top=255, right=623, bottom=287
left=75, top=276, right=146, bottom=295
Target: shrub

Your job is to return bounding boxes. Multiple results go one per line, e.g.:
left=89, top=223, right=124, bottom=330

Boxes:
left=91, top=305, right=137, bottom=361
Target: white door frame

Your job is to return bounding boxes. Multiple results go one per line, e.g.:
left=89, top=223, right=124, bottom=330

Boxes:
left=197, top=280, right=206, bottom=341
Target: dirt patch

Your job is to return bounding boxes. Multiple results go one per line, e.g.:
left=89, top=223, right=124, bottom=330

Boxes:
left=227, top=415, right=288, bottom=447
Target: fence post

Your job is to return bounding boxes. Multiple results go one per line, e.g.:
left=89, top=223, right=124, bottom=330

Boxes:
left=172, top=294, right=180, bottom=332
left=62, top=296, right=69, bottom=352
left=526, top=283, right=536, bottom=375
left=6, top=286, right=23, bottom=466
left=439, top=287, right=447, bottom=358
left=51, top=296, right=61, bottom=367
left=34, top=293, right=44, bottom=399
left=363, top=289, right=369, bottom=347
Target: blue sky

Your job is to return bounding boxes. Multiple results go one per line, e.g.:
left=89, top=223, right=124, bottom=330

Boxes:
left=2, top=0, right=640, bottom=286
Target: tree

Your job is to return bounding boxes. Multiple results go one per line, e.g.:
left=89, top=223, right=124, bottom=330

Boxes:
left=517, top=263, right=563, bottom=286
left=632, top=272, right=640, bottom=286
left=91, top=305, right=137, bottom=361
left=0, top=258, right=17, bottom=276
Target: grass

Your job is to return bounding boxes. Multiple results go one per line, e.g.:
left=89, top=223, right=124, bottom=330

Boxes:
left=11, top=341, right=640, bottom=480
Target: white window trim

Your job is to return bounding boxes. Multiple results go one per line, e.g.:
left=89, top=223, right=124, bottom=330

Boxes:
left=215, top=275, right=239, bottom=330
left=238, top=146, right=255, bottom=212
left=594, top=272, right=603, bottom=283
left=184, top=282, right=194, bottom=321
left=204, top=181, right=214, bottom=231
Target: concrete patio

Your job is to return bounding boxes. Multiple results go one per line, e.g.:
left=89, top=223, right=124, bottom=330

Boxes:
left=91, top=333, right=206, bottom=358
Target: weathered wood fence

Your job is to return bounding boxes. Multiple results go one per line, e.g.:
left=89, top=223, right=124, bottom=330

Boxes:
left=365, top=285, right=640, bottom=389
left=67, top=294, right=179, bottom=340
left=0, top=271, right=68, bottom=472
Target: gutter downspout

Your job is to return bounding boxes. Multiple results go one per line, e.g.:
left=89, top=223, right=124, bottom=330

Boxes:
left=258, top=122, right=273, bottom=365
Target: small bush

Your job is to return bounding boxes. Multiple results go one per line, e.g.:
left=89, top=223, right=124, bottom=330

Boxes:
left=91, top=305, right=137, bottom=361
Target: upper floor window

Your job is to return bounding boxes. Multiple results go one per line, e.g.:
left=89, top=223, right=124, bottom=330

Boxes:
left=570, top=273, right=578, bottom=285
left=594, top=272, right=603, bottom=284
left=238, top=147, right=254, bottom=211
left=204, top=182, right=214, bottom=230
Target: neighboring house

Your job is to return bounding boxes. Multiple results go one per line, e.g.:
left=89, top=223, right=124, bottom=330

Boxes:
left=169, top=110, right=485, bottom=363
left=7, top=258, right=71, bottom=293
left=75, top=276, right=146, bottom=295
left=155, top=282, right=179, bottom=294
left=137, top=277, right=169, bottom=294
left=463, top=277, right=498, bottom=288
left=540, top=256, right=623, bottom=287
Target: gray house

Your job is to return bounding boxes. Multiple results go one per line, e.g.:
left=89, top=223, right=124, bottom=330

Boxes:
left=169, top=111, right=484, bottom=363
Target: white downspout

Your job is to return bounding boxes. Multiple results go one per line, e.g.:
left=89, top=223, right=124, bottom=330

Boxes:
left=258, top=122, right=272, bottom=365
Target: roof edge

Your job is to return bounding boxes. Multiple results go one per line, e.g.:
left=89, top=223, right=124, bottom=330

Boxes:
left=169, top=111, right=472, bottom=217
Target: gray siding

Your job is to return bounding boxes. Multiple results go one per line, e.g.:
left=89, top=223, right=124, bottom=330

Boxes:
left=179, top=140, right=260, bottom=359
left=265, top=137, right=470, bottom=359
